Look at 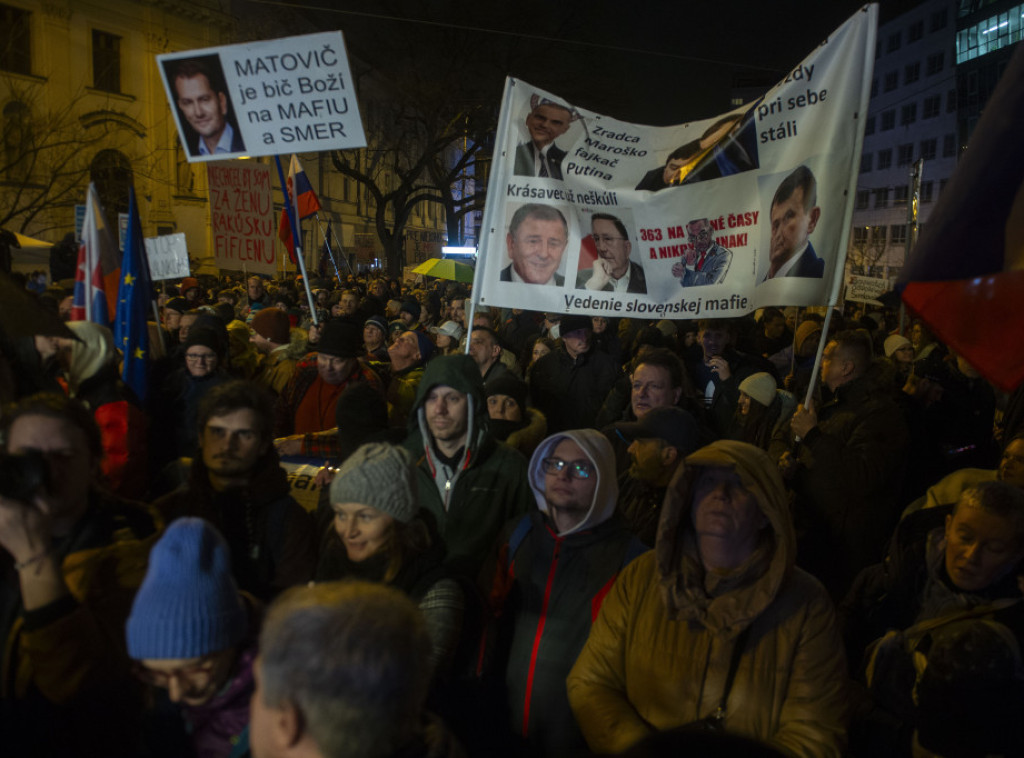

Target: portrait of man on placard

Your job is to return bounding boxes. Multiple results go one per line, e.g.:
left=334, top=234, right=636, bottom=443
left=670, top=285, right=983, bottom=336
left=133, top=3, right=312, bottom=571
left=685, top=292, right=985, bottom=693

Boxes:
left=500, top=202, right=570, bottom=286
left=576, top=212, right=647, bottom=294
left=760, top=165, right=824, bottom=283
left=163, top=55, right=246, bottom=158
left=513, top=95, right=575, bottom=181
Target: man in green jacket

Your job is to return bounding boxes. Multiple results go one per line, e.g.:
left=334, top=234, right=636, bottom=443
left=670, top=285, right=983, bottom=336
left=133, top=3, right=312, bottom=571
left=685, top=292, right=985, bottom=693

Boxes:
left=404, top=354, right=532, bottom=578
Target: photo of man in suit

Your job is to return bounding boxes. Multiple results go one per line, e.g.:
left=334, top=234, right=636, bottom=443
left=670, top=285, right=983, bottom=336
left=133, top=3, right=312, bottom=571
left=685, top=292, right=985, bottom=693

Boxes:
left=166, top=56, right=246, bottom=158
left=500, top=203, right=569, bottom=286
left=576, top=213, right=647, bottom=293
left=513, top=98, right=572, bottom=180
left=671, top=217, right=732, bottom=286
left=761, top=165, right=824, bottom=281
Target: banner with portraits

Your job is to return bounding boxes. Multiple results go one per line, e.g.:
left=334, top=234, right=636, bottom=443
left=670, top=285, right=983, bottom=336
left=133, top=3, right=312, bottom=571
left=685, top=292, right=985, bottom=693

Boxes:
left=475, top=5, right=877, bottom=319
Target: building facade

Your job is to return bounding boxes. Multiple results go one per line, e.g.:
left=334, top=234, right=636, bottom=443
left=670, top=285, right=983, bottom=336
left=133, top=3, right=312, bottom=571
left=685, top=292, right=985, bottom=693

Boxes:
left=850, top=0, right=959, bottom=279
left=0, top=0, right=451, bottom=279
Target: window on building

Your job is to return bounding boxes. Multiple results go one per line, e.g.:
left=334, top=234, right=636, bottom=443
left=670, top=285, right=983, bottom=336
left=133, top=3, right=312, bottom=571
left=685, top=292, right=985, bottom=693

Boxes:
left=3, top=100, right=29, bottom=179
left=853, top=227, right=869, bottom=246
left=894, top=185, right=909, bottom=206
left=860, top=153, right=873, bottom=173
left=885, top=71, right=899, bottom=92
left=856, top=189, right=870, bottom=209
left=871, top=78, right=878, bottom=97
left=900, top=103, right=918, bottom=126
left=921, top=180, right=934, bottom=202
left=871, top=225, right=886, bottom=244
left=943, top=133, right=957, bottom=157
left=947, top=89, right=957, bottom=112
left=923, top=95, right=942, bottom=119
left=887, top=32, right=902, bottom=53
left=927, top=51, right=945, bottom=75
left=939, top=179, right=948, bottom=196
left=908, top=20, right=924, bottom=42
left=904, top=62, right=920, bottom=84
left=920, top=138, right=937, bottom=161
left=874, top=188, right=890, bottom=208
left=881, top=110, right=896, bottom=130
left=864, top=116, right=876, bottom=135
left=878, top=148, right=893, bottom=170
left=0, top=4, right=31, bottom=75
left=898, top=143, right=914, bottom=166
left=931, top=8, right=947, bottom=31
left=92, top=30, right=121, bottom=92
left=890, top=224, right=908, bottom=245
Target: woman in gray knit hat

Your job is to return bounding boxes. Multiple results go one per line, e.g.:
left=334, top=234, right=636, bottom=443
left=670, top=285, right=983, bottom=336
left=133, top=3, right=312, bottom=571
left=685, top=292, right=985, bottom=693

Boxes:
left=315, top=442, right=464, bottom=677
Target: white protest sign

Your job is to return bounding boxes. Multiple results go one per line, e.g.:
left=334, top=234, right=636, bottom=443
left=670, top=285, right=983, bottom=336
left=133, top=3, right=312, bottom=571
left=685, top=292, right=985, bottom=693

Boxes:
left=144, top=233, right=190, bottom=281
left=845, top=273, right=893, bottom=304
left=475, top=6, right=877, bottom=320
left=157, top=31, right=366, bottom=162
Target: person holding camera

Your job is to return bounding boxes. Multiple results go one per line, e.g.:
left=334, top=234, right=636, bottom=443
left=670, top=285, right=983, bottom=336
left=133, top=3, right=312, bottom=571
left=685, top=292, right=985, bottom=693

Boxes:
left=567, top=440, right=848, bottom=756
left=0, top=392, right=162, bottom=756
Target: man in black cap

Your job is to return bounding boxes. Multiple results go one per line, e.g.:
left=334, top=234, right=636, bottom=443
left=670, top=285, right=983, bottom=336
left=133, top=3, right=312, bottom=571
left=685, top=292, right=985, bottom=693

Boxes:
left=162, top=296, right=189, bottom=343
left=529, top=314, right=620, bottom=433
left=272, top=319, right=384, bottom=439
left=398, top=298, right=426, bottom=333
left=614, top=406, right=700, bottom=544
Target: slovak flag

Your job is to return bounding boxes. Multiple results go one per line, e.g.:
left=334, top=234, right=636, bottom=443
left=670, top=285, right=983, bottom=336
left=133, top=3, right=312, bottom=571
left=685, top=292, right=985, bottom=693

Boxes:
left=70, top=183, right=120, bottom=326
left=278, top=155, right=321, bottom=264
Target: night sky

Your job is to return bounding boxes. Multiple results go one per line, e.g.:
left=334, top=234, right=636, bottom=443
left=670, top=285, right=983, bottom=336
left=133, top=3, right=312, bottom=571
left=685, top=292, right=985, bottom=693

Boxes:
left=242, top=0, right=910, bottom=125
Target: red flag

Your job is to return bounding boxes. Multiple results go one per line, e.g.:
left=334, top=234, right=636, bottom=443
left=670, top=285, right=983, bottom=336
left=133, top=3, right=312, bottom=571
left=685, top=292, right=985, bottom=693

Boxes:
left=898, top=44, right=1024, bottom=391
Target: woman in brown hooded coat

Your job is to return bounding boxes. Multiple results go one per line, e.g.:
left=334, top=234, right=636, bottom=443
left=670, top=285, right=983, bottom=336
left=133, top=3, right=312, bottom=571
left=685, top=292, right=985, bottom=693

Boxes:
left=567, top=440, right=849, bottom=756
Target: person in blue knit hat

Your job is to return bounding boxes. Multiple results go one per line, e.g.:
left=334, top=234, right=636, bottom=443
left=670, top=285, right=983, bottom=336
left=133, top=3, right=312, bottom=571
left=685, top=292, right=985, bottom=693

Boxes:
left=127, top=518, right=259, bottom=758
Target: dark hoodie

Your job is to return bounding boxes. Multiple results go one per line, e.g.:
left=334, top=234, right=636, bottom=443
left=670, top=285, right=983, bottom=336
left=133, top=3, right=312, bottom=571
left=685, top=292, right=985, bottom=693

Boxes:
left=403, top=355, right=532, bottom=578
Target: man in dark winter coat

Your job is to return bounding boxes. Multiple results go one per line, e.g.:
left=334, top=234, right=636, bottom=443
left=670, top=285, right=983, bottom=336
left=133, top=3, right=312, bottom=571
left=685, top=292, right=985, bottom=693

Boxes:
left=404, top=354, right=532, bottom=578
left=529, top=314, right=619, bottom=433
left=156, top=380, right=316, bottom=601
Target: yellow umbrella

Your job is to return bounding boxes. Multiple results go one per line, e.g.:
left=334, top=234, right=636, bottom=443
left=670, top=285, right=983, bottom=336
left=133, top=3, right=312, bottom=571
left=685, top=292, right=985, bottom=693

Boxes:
left=412, top=257, right=475, bottom=283
left=14, top=232, right=53, bottom=249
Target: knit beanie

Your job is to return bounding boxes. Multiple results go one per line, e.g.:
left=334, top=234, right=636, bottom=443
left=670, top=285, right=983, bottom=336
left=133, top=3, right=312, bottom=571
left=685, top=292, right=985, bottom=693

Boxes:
left=184, top=326, right=226, bottom=363
left=329, top=443, right=418, bottom=523
left=794, top=320, right=822, bottom=354
left=412, top=330, right=436, bottom=363
left=399, top=299, right=421, bottom=321
left=252, top=307, right=291, bottom=345
left=126, top=518, right=247, bottom=659
left=165, top=297, right=189, bottom=314
left=485, top=372, right=528, bottom=413
left=739, top=372, right=777, bottom=407
left=884, top=334, right=913, bottom=358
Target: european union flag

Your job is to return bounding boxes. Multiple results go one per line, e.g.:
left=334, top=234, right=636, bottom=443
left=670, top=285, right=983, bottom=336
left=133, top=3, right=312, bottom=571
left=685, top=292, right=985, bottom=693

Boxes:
left=114, top=186, right=152, bottom=403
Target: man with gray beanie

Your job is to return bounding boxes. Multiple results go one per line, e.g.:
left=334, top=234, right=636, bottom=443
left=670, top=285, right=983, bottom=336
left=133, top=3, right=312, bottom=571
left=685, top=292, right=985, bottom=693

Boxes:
left=127, top=518, right=258, bottom=758
left=481, top=429, right=647, bottom=756
left=404, top=354, right=532, bottom=578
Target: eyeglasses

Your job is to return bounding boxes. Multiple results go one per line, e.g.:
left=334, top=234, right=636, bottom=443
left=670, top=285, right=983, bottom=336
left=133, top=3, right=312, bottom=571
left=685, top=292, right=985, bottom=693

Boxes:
left=132, top=657, right=218, bottom=687
left=592, top=235, right=627, bottom=245
left=542, top=457, right=594, bottom=479
left=185, top=353, right=217, bottom=362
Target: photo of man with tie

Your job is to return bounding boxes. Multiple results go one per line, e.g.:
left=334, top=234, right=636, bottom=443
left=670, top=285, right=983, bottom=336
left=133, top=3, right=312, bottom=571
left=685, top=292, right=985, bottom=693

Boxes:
left=513, top=97, right=572, bottom=180
left=671, top=217, right=733, bottom=286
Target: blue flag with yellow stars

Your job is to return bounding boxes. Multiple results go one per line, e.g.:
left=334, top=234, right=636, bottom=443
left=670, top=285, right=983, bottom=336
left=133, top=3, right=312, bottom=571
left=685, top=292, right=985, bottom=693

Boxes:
left=114, top=186, right=151, bottom=403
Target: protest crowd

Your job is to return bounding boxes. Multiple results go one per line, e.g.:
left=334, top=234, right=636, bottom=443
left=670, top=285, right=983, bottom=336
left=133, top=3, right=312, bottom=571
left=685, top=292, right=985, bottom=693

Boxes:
left=2, top=267, right=1024, bottom=758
